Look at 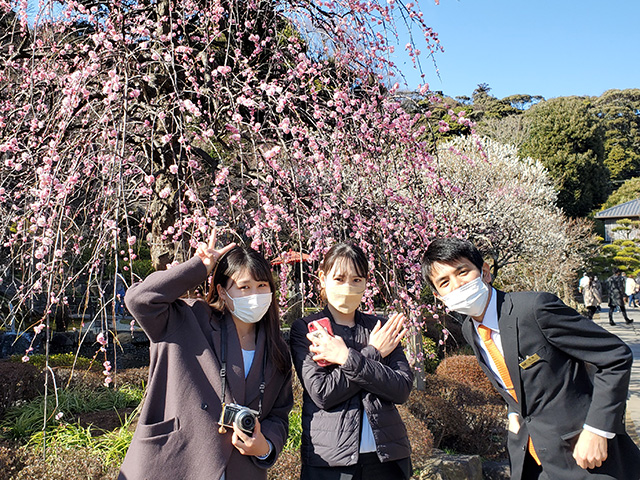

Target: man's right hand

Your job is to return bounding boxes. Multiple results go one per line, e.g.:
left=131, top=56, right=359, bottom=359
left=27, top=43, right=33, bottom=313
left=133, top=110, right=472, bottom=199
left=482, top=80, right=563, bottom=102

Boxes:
left=573, top=429, right=608, bottom=470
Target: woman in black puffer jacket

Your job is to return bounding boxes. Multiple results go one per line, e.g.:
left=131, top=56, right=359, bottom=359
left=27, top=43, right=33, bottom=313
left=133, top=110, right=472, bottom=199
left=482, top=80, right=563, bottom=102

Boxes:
left=289, top=242, right=413, bottom=480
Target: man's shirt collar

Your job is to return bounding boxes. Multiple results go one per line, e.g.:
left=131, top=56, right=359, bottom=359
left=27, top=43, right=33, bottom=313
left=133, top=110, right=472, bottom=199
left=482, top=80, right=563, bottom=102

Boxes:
left=473, top=286, right=498, bottom=333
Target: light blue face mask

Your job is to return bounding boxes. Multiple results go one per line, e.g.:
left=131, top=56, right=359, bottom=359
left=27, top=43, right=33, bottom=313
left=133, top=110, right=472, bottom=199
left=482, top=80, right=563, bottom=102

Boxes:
left=226, top=292, right=272, bottom=324
left=441, top=276, right=489, bottom=317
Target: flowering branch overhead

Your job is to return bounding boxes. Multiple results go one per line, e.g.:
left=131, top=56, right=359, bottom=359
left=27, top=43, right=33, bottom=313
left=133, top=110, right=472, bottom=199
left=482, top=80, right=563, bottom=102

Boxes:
left=0, top=0, right=448, bottom=375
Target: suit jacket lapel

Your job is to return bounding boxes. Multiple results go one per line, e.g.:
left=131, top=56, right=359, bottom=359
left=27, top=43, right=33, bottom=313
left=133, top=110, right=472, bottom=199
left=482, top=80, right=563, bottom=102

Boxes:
left=497, top=291, right=524, bottom=413
left=245, top=325, right=270, bottom=407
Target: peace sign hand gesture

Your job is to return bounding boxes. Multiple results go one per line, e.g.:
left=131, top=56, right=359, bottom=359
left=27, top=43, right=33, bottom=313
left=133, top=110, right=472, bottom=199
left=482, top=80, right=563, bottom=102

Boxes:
left=195, top=229, right=236, bottom=274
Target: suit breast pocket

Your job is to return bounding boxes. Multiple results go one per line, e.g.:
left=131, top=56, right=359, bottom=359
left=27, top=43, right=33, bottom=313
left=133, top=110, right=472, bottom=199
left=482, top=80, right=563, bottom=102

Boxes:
left=137, top=417, right=180, bottom=440
left=519, top=346, right=548, bottom=372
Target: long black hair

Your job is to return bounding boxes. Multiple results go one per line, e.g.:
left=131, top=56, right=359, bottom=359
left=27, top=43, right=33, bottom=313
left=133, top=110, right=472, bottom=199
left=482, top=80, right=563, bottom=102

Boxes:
left=206, top=245, right=290, bottom=373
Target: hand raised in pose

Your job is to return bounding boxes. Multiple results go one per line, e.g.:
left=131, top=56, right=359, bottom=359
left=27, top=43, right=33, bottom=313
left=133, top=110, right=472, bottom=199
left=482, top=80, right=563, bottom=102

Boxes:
left=195, top=229, right=236, bottom=274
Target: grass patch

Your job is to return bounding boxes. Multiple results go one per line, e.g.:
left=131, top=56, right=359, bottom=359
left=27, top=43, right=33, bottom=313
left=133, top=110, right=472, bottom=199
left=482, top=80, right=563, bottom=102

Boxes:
left=98, top=422, right=135, bottom=467
left=26, top=407, right=138, bottom=468
left=284, top=408, right=301, bottom=452
left=11, top=353, right=95, bottom=371
left=1, top=385, right=144, bottom=440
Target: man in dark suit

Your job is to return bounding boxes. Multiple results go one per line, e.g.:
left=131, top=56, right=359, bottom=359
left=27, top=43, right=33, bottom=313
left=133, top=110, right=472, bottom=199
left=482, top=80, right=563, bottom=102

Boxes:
left=421, top=238, right=640, bottom=480
left=606, top=269, right=633, bottom=325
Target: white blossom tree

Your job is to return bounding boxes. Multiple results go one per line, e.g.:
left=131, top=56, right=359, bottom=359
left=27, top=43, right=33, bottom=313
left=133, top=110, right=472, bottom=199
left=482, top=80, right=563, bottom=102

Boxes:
left=425, top=135, right=598, bottom=301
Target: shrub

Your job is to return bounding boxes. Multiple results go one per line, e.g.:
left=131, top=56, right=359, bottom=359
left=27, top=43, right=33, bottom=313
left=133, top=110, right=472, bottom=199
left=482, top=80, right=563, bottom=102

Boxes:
left=268, top=372, right=303, bottom=479
left=397, top=404, right=434, bottom=469
left=406, top=374, right=507, bottom=459
left=11, top=353, right=95, bottom=371
left=284, top=409, right=301, bottom=452
left=406, top=390, right=466, bottom=450
left=267, top=449, right=301, bottom=480
left=1, top=385, right=144, bottom=440
left=27, top=410, right=138, bottom=468
left=283, top=370, right=303, bottom=453
left=97, top=423, right=135, bottom=468
left=422, top=336, right=441, bottom=373
left=0, top=360, right=43, bottom=419
left=11, top=444, right=119, bottom=480
left=0, top=441, right=26, bottom=480
left=451, top=403, right=507, bottom=458
left=435, top=355, right=500, bottom=399
left=113, top=368, right=148, bottom=389
left=54, top=366, right=149, bottom=391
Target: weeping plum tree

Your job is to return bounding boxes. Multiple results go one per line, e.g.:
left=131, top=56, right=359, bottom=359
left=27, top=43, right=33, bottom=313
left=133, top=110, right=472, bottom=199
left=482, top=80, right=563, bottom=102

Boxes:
left=0, top=0, right=453, bottom=381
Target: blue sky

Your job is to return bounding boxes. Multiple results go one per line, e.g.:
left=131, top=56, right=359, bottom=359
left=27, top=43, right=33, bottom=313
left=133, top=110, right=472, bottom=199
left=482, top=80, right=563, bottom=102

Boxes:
left=393, top=0, right=640, bottom=101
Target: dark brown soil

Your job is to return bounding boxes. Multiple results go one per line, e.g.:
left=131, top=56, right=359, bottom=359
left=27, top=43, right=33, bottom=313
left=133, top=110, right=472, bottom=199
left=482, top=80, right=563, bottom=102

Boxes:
left=74, top=407, right=137, bottom=434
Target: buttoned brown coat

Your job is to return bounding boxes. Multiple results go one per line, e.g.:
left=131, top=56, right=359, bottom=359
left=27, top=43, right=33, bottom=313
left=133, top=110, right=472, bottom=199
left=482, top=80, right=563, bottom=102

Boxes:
left=118, top=257, right=293, bottom=480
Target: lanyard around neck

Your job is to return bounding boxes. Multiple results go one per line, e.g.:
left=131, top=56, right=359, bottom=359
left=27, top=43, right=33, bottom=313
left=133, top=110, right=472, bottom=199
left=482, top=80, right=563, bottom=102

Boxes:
left=219, top=315, right=267, bottom=416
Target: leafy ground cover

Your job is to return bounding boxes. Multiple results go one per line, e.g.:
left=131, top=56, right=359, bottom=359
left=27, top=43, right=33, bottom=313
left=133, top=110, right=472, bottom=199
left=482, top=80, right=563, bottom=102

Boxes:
left=0, top=355, right=506, bottom=479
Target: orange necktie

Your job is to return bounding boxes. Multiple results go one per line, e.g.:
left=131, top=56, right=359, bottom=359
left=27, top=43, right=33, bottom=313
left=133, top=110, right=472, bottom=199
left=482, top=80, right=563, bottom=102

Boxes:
left=478, top=325, right=541, bottom=466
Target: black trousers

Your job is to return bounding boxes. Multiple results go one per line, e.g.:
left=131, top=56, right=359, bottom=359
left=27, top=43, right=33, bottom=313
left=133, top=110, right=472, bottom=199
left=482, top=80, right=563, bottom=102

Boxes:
left=609, top=303, right=631, bottom=322
left=300, top=454, right=411, bottom=480
left=521, top=451, right=549, bottom=480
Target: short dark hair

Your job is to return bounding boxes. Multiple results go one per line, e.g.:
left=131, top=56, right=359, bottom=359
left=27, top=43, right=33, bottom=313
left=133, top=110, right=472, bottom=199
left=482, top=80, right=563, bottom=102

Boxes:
left=318, top=242, right=369, bottom=302
left=320, top=242, right=369, bottom=279
left=421, top=238, right=484, bottom=290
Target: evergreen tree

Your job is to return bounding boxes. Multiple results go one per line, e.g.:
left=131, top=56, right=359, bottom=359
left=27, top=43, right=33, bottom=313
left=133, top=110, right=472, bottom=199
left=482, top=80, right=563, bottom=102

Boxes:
left=521, top=97, right=611, bottom=217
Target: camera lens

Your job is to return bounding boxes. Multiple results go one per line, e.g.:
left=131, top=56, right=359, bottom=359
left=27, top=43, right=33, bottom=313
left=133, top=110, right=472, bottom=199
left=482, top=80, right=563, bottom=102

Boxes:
left=236, top=411, right=256, bottom=433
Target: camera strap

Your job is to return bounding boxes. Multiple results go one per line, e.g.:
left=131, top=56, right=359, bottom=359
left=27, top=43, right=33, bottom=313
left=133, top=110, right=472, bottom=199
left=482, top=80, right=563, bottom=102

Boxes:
left=219, top=314, right=267, bottom=414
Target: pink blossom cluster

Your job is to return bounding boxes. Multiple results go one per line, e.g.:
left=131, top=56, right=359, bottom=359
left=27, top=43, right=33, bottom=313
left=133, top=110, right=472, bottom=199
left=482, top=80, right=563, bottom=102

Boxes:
left=0, top=0, right=455, bottom=376
left=103, top=360, right=113, bottom=387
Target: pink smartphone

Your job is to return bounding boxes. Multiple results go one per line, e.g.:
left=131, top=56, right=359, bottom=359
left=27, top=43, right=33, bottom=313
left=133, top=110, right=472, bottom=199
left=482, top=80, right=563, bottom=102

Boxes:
left=308, top=317, right=333, bottom=366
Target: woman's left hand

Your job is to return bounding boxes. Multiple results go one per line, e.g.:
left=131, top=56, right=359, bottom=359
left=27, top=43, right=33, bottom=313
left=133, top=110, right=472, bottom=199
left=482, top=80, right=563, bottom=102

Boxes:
left=307, top=327, right=350, bottom=365
left=368, top=312, right=407, bottom=357
left=231, top=420, right=271, bottom=457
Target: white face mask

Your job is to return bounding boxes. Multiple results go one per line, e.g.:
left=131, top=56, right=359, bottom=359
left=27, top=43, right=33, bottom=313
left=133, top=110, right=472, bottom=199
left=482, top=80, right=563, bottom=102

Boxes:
left=440, top=276, right=490, bottom=317
left=226, top=292, right=272, bottom=324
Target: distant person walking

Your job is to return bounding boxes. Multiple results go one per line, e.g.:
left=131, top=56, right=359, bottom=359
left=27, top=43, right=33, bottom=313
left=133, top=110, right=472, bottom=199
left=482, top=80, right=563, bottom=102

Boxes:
left=582, top=273, right=602, bottom=320
left=578, top=272, right=589, bottom=293
left=625, top=273, right=638, bottom=307
left=115, top=282, right=126, bottom=316
left=606, top=269, right=632, bottom=326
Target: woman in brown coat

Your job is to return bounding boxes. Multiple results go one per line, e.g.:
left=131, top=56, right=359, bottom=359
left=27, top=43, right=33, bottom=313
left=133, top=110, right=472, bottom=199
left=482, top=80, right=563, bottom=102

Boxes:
left=582, top=273, right=602, bottom=320
left=118, top=232, right=293, bottom=480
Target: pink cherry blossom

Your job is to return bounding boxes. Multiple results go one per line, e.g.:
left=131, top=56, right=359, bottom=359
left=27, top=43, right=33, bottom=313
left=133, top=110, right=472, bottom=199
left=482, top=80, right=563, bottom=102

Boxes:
left=0, top=0, right=457, bottom=382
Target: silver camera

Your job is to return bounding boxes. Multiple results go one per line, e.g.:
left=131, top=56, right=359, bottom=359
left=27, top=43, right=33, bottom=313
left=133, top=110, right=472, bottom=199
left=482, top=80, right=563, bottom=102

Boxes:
left=219, top=403, right=258, bottom=434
